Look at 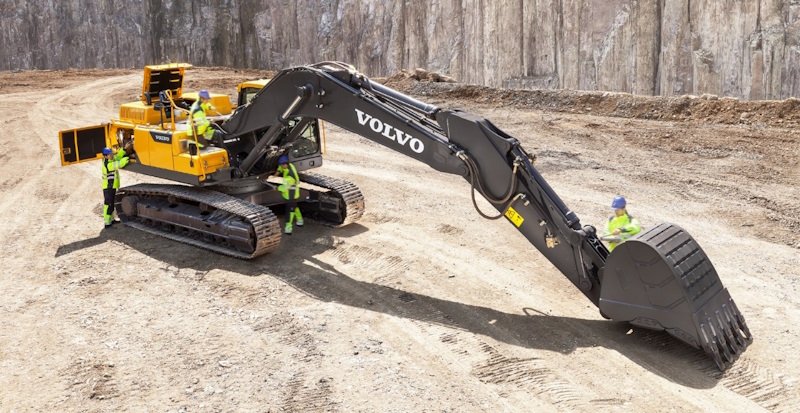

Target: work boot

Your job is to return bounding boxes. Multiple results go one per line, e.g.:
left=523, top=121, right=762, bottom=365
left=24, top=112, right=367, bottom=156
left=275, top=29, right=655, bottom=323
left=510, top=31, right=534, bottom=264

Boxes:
left=284, top=222, right=293, bottom=235
left=296, top=219, right=304, bottom=227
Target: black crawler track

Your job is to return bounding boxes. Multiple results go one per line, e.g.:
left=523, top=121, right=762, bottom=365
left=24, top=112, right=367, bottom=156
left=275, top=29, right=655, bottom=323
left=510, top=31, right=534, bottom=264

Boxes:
left=116, top=184, right=281, bottom=259
left=299, top=172, right=365, bottom=227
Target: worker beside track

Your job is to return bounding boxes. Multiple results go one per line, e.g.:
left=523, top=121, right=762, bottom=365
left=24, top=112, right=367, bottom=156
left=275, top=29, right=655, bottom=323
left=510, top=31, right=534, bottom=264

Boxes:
left=101, top=143, right=132, bottom=228
left=603, top=196, right=641, bottom=251
left=276, top=154, right=303, bottom=235
left=188, top=89, right=217, bottom=148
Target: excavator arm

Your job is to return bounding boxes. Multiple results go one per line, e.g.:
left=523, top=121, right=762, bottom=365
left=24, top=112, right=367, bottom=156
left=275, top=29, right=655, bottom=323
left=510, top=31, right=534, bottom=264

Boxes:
left=221, top=62, right=751, bottom=370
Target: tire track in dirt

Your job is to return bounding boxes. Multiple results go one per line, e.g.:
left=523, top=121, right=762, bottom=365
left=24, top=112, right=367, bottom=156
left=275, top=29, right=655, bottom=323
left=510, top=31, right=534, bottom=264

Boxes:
left=436, top=327, right=602, bottom=410
left=251, top=310, right=339, bottom=411
left=327, top=231, right=794, bottom=411
left=327, top=243, right=408, bottom=276
left=314, top=242, right=593, bottom=406
left=717, top=359, right=800, bottom=413
left=0, top=106, right=65, bottom=261
left=0, top=75, right=136, bottom=215
left=471, top=343, right=586, bottom=409
left=359, top=211, right=403, bottom=224
left=278, top=371, right=339, bottom=412
left=27, top=75, right=140, bottom=250
left=0, top=113, right=27, bottom=198
left=324, top=242, right=600, bottom=409
left=634, top=306, right=800, bottom=412
left=63, top=359, right=118, bottom=401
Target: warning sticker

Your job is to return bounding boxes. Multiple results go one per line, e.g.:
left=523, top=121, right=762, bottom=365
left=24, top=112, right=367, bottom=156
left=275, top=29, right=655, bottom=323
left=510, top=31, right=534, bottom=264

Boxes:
left=505, top=206, right=524, bottom=227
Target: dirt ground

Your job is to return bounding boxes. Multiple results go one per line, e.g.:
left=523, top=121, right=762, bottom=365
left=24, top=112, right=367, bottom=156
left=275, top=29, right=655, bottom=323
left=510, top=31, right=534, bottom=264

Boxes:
left=1, top=66, right=799, bottom=412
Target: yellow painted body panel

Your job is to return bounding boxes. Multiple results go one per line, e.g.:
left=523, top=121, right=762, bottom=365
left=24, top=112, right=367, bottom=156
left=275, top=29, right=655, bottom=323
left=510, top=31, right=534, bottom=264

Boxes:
left=130, top=128, right=159, bottom=167
left=146, top=63, right=193, bottom=71
left=130, top=125, right=229, bottom=177
left=57, top=124, right=109, bottom=166
left=119, top=101, right=190, bottom=125
left=142, top=63, right=192, bottom=103
left=174, top=148, right=229, bottom=177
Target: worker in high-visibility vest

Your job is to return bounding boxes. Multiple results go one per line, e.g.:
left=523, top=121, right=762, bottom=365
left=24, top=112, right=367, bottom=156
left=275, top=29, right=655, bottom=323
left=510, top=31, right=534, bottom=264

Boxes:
left=187, top=89, right=216, bottom=148
left=603, top=196, right=642, bottom=251
left=276, top=154, right=303, bottom=235
left=101, top=143, right=131, bottom=228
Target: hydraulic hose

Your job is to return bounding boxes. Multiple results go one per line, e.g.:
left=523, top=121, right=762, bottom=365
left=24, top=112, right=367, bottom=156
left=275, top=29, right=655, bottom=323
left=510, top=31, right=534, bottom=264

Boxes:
left=457, top=151, right=519, bottom=220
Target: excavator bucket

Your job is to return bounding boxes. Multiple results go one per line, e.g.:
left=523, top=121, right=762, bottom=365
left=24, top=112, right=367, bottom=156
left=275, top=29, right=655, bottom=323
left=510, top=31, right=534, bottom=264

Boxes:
left=599, top=223, right=752, bottom=370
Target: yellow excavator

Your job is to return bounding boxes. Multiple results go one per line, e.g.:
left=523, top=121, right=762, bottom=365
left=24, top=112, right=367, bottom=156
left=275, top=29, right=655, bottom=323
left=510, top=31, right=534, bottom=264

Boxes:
left=59, top=63, right=362, bottom=256
left=59, top=62, right=752, bottom=371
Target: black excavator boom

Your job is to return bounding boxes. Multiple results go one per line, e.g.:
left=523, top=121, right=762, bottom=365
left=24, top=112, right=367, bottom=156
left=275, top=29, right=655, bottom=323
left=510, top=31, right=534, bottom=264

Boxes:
left=218, top=61, right=752, bottom=369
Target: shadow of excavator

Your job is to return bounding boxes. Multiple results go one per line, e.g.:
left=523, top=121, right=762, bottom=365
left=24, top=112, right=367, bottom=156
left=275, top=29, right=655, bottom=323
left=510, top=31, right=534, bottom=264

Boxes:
left=56, top=222, right=722, bottom=389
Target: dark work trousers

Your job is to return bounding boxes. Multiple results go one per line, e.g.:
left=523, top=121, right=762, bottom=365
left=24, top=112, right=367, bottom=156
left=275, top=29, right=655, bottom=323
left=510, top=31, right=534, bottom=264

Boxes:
left=104, top=188, right=117, bottom=218
left=285, top=199, right=298, bottom=223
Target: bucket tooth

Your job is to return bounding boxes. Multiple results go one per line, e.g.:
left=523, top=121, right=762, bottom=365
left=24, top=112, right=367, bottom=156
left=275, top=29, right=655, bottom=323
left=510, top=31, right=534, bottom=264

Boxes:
left=599, top=223, right=752, bottom=371
left=713, top=316, right=734, bottom=363
left=700, top=323, right=726, bottom=370
left=720, top=307, right=742, bottom=353
left=731, top=300, right=753, bottom=343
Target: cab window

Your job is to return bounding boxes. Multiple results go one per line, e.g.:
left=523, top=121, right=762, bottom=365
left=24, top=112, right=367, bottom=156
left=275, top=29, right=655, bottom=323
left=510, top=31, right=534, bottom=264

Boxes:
left=288, top=119, right=319, bottom=158
left=238, top=87, right=261, bottom=106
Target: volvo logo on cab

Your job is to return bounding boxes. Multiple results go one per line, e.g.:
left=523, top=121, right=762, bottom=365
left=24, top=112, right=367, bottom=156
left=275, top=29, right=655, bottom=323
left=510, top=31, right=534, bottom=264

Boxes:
left=150, top=131, right=172, bottom=144
left=355, top=109, right=424, bottom=153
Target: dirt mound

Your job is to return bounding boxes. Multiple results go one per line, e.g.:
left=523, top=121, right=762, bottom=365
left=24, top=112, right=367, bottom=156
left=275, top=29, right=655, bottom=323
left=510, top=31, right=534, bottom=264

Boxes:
left=181, top=66, right=277, bottom=94
left=382, top=75, right=800, bottom=128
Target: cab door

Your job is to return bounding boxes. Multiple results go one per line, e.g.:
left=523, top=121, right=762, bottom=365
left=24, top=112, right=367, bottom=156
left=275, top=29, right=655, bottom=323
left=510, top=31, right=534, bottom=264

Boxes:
left=58, top=124, right=109, bottom=166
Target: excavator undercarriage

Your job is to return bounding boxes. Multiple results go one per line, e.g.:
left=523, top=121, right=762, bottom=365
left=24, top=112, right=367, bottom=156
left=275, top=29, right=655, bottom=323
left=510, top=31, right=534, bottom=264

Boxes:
left=58, top=61, right=751, bottom=370
left=116, top=172, right=365, bottom=258
left=118, top=183, right=282, bottom=258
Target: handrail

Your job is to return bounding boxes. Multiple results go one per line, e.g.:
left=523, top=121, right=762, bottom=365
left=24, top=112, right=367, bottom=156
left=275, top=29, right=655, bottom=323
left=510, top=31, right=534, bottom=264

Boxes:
left=165, top=90, right=207, bottom=181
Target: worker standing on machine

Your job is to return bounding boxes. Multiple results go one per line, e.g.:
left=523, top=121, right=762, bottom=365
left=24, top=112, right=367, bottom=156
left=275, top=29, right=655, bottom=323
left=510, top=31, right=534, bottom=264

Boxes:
left=101, top=143, right=132, bottom=228
left=188, top=89, right=216, bottom=148
left=276, top=154, right=303, bottom=235
left=603, top=196, right=642, bottom=251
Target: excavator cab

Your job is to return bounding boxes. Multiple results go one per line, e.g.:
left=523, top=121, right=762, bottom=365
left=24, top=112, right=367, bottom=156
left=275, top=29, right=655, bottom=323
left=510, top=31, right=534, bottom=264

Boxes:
left=237, top=79, right=270, bottom=107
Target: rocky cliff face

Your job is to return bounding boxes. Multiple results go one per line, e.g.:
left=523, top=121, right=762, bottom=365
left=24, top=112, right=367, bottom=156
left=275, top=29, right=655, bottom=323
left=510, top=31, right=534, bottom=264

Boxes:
left=2, top=0, right=798, bottom=100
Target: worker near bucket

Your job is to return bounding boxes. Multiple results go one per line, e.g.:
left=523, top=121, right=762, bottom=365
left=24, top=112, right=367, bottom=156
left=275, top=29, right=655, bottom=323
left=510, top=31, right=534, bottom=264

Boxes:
left=603, top=196, right=641, bottom=251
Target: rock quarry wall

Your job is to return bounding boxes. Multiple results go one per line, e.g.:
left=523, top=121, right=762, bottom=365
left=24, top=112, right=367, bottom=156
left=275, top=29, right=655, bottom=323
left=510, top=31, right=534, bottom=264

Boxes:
left=2, top=0, right=798, bottom=100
